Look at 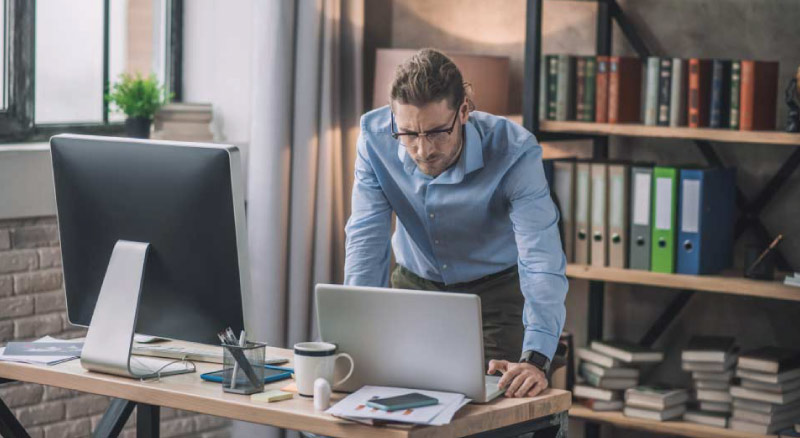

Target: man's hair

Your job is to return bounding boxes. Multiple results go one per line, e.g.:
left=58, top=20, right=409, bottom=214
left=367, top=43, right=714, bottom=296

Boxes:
left=390, top=48, right=474, bottom=111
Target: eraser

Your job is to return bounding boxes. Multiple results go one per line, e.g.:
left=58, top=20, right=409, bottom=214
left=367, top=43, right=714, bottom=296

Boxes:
left=251, top=390, right=294, bottom=403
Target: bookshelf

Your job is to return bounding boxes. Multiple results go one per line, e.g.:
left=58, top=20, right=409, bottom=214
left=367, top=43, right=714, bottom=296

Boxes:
left=565, top=264, right=800, bottom=302
left=570, top=406, right=778, bottom=438
left=519, top=1, right=800, bottom=437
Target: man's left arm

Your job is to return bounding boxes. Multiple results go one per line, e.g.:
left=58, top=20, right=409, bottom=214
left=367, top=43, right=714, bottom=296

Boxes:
left=490, top=142, right=568, bottom=397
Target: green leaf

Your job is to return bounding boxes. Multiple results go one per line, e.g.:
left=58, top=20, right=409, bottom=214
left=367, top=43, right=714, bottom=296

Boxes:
left=105, top=73, right=171, bottom=119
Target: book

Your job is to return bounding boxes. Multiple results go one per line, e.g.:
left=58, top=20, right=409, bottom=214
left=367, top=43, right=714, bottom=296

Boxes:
left=608, top=56, right=642, bottom=123
left=695, top=379, right=731, bottom=391
left=156, top=103, right=213, bottom=122
left=730, top=385, right=800, bottom=405
left=732, top=405, right=800, bottom=426
left=657, top=58, right=672, bottom=126
left=595, top=56, right=610, bottom=123
left=709, top=60, right=732, bottom=128
left=590, top=340, right=663, bottom=363
left=688, top=58, right=713, bottom=128
left=682, top=335, right=737, bottom=363
left=576, top=57, right=587, bottom=121
left=669, top=58, right=688, bottom=127
left=577, top=347, right=621, bottom=368
left=729, top=417, right=796, bottom=435
left=683, top=409, right=728, bottom=428
left=584, top=57, right=597, bottom=122
left=644, top=57, right=660, bottom=126
left=700, top=400, right=732, bottom=413
left=682, top=358, right=736, bottom=372
left=581, top=372, right=638, bottom=390
left=625, top=386, right=689, bottom=410
left=623, top=404, right=686, bottom=421
left=539, top=54, right=548, bottom=121
left=578, top=398, right=624, bottom=411
left=556, top=54, right=576, bottom=121
left=741, top=377, right=800, bottom=394
left=580, top=361, right=640, bottom=379
left=574, top=384, right=620, bottom=401
left=693, top=370, right=734, bottom=382
left=729, top=60, right=742, bottom=130
left=696, top=388, right=733, bottom=403
left=737, top=367, right=800, bottom=384
left=779, top=427, right=800, bottom=437
left=738, top=346, right=800, bottom=374
left=547, top=55, right=558, bottom=120
left=733, top=397, right=800, bottom=415
left=0, top=337, right=83, bottom=366
left=739, top=60, right=779, bottom=131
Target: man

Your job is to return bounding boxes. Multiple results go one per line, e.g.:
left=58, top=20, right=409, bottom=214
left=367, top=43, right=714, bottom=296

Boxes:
left=344, top=48, right=567, bottom=398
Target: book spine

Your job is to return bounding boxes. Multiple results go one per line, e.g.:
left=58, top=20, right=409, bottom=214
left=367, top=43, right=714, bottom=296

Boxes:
left=608, top=57, right=620, bottom=124
left=556, top=55, right=570, bottom=121
left=710, top=60, right=724, bottom=128
left=596, top=56, right=609, bottom=123
left=657, top=58, right=673, bottom=126
left=539, top=55, right=548, bottom=121
left=576, top=57, right=587, bottom=121
left=548, top=55, right=558, bottom=120
left=729, top=61, right=741, bottom=130
left=585, top=57, right=597, bottom=122
left=669, top=58, right=685, bottom=127
left=644, top=57, right=660, bottom=125
left=739, top=60, right=754, bottom=131
left=688, top=59, right=702, bottom=128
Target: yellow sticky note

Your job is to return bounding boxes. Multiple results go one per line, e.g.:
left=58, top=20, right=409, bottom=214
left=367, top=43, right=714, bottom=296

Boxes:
left=251, top=390, right=293, bottom=403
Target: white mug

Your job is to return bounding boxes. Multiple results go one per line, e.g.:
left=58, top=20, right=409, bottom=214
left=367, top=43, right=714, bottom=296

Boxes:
left=293, top=342, right=354, bottom=397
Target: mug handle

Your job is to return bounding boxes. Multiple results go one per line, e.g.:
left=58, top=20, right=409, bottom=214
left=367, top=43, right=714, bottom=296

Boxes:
left=333, top=352, right=354, bottom=388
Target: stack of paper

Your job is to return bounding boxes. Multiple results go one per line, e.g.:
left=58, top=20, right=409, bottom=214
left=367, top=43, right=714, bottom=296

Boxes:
left=326, top=386, right=470, bottom=426
left=784, top=273, right=800, bottom=288
left=0, top=336, right=83, bottom=366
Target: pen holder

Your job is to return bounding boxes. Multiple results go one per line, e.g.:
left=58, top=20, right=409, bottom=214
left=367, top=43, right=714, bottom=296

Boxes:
left=222, top=341, right=266, bottom=395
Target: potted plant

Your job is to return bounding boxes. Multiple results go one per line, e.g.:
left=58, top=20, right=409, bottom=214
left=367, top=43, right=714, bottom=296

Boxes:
left=106, top=73, right=171, bottom=138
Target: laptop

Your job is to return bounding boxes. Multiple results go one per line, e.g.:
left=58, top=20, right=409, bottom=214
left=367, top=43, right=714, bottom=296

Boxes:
left=315, top=284, right=505, bottom=403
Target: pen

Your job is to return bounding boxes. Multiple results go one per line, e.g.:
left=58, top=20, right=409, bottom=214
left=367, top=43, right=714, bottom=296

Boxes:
left=231, top=330, right=247, bottom=389
left=745, top=234, right=783, bottom=277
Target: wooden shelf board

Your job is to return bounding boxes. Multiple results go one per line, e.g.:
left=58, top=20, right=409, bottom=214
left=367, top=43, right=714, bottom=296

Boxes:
left=570, top=405, right=777, bottom=438
left=566, top=264, right=800, bottom=302
left=505, top=115, right=800, bottom=146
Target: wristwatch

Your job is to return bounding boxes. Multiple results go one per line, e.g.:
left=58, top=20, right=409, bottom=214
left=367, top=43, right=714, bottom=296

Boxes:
left=520, top=350, right=551, bottom=373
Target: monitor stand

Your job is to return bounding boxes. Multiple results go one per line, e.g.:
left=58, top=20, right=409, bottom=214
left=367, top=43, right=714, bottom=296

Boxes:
left=80, top=240, right=194, bottom=379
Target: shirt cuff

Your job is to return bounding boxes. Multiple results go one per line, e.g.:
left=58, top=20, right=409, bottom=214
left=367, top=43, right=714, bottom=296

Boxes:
left=522, top=329, right=560, bottom=361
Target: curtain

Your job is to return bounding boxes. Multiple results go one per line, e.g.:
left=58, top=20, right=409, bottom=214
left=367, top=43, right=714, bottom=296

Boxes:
left=236, top=0, right=363, bottom=436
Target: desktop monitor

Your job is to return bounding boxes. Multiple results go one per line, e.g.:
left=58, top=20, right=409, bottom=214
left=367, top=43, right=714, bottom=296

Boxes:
left=50, top=134, right=250, bottom=351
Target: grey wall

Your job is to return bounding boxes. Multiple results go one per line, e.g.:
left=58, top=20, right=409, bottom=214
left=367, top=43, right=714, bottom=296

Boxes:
left=369, top=1, right=800, bottom=436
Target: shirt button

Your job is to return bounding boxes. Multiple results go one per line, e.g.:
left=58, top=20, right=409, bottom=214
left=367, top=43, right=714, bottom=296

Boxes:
left=435, top=240, right=440, bottom=245
left=442, top=264, right=448, bottom=270
left=429, top=213, right=435, bottom=219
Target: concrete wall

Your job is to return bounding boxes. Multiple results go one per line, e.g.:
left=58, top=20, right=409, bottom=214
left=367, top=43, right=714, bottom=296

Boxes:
left=373, top=1, right=800, bottom=436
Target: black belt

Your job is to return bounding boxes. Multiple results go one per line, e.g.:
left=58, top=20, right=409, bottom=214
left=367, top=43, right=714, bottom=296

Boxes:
left=399, top=264, right=518, bottom=291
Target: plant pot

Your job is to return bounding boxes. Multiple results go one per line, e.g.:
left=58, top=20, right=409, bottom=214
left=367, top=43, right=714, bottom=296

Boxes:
left=124, top=117, right=152, bottom=139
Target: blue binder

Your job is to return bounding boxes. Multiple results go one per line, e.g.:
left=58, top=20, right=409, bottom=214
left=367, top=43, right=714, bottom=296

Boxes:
left=677, top=167, right=736, bottom=275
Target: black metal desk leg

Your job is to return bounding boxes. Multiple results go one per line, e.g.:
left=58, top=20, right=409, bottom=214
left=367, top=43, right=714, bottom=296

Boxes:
left=93, top=398, right=136, bottom=438
left=137, top=404, right=160, bottom=438
left=0, top=394, right=30, bottom=438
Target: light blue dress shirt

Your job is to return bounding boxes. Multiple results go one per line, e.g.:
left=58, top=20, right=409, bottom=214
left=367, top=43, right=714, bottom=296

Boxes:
left=344, top=106, right=568, bottom=360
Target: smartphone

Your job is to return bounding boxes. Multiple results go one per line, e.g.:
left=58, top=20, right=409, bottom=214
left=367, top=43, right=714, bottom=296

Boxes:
left=200, top=365, right=293, bottom=384
left=365, top=392, right=439, bottom=411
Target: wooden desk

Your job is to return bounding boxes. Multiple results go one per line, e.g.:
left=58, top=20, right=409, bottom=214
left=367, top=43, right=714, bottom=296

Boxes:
left=0, top=343, right=571, bottom=438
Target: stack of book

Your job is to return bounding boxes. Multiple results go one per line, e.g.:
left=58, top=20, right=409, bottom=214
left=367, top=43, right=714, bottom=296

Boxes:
left=152, top=103, right=214, bottom=142
left=573, top=340, right=660, bottom=412
left=624, top=385, right=689, bottom=421
left=539, top=54, right=779, bottom=131
left=681, top=335, right=739, bottom=428
left=729, top=347, right=800, bottom=434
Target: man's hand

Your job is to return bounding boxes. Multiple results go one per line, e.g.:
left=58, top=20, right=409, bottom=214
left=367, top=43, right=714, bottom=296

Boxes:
left=487, top=359, right=549, bottom=398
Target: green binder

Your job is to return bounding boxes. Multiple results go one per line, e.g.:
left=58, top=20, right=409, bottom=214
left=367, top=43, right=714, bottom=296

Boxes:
left=651, top=167, right=678, bottom=273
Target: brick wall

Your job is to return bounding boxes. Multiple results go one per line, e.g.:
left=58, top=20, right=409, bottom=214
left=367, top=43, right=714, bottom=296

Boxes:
left=0, top=217, right=231, bottom=438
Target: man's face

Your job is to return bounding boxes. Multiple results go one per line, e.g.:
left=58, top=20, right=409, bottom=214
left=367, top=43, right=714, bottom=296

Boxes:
left=392, top=98, right=468, bottom=177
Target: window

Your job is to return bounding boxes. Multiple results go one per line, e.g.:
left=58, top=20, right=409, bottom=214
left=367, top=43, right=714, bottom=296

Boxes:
left=0, top=0, right=183, bottom=142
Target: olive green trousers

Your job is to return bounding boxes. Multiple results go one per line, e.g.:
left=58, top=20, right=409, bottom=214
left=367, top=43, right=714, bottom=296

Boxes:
left=390, top=264, right=525, bottom=366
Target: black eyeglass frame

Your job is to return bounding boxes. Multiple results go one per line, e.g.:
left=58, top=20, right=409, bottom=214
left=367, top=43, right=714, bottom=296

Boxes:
left=390, top=110, right=460, bottom=143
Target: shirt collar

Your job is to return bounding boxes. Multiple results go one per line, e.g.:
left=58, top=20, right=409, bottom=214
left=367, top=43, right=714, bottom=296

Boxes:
left=396, top=120, right=485, bottom=184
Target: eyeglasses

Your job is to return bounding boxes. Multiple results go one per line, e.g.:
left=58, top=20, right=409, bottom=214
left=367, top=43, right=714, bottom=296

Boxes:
left=390, top=110, right=459, bottom=148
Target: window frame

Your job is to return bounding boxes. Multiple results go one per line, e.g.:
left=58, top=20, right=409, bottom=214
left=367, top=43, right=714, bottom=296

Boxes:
left=0, top=0, right=183, bottom=143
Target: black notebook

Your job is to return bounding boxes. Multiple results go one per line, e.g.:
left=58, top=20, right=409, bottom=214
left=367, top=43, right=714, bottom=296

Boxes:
left=738, top=347, right=800, bottom=374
